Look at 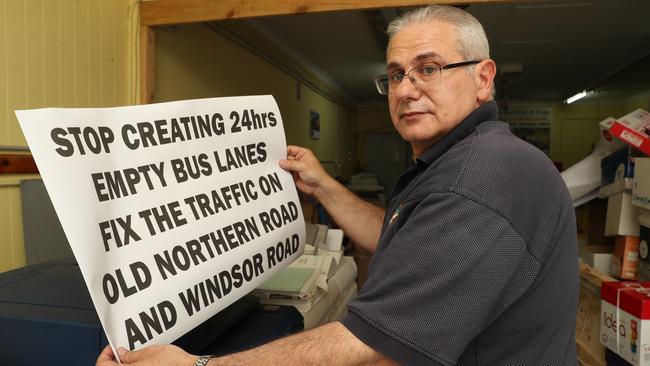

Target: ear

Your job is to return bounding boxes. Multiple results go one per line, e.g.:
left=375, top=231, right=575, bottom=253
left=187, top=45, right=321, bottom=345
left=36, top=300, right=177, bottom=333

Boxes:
left=474, top=59, right=497, bottom=103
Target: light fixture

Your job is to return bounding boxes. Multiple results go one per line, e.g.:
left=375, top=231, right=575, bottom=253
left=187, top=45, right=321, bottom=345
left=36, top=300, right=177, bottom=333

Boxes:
left=564, top=90, right=594, bottom=104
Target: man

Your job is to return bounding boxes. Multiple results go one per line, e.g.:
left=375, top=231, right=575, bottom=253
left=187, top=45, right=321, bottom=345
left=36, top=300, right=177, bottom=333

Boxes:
left=98, top=5, right=578, bottom=365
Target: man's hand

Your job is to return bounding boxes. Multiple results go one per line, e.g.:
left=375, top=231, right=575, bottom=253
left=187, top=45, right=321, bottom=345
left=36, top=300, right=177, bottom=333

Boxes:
left=279, top=145, right=332, bottom=197
left=96, top=345, right=196, bottom=365
left=279, top=145, right=384, bottom=253
left=96, top=345, right=119, bottom=366
left=95, top=323, right=397, bottom=366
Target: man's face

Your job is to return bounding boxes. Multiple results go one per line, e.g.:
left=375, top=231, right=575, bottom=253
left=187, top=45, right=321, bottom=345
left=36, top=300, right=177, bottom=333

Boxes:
left=387, top=20, right=482, bottom=157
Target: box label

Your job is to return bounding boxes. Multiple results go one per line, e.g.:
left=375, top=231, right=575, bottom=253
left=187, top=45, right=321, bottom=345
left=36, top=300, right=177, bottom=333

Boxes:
left=601, top=282, right=650, bottom=365
left=622, top=130, right=644, bottom=147
left=601, top=300, right=650, bottom=365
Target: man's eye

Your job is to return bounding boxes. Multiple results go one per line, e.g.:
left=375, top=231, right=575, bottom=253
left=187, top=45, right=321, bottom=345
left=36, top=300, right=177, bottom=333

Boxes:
left=390, top=72, right=405, bottom=82
left=421, top=65, right=437, bottom=76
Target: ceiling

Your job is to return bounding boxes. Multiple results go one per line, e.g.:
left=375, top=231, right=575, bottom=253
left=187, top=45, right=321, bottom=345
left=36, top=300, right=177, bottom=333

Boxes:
left=245, top=0, right=650, bottom=108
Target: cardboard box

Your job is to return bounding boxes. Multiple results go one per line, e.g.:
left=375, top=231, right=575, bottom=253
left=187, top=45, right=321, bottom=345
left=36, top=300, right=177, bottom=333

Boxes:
left=638, top=260, right=650, bottom=281
left=600, top=117, right=627, bottom=152
left=633, top=158, right=650, bottom=210
left=600, top=147, right=636, bottom=198
left=580, top=245, right=613, bottom=274
left=641, top=209, right=650, bottom=228
left=601, top=281, right=650, bottom=365
left=605, top=348, right=634, bottom=366
left=606, top=192, right=641, bottom=237
left=611, top=236, right=640, bottom=280
left=602, top=147, right=636, bottom=186
left=610, top=109, right=650, bottom=156
left=640, top=225, right=650, bottom=263
left=600, top=178, right=634, bottom=199
left=600, top=117, right=616, bottom=139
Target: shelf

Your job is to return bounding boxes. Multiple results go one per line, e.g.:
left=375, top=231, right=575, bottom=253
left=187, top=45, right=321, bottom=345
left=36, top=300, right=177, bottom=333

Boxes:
left=577, top=262, right=616, bottom=366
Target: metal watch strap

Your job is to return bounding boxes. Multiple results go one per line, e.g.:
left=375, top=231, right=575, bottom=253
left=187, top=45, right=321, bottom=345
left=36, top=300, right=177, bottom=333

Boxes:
left=194, top=355, right=214, bottom=366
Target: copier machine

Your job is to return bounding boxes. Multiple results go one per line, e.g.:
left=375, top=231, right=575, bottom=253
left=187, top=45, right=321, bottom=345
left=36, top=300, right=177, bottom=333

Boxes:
left=0, top=257, right=303, bottom=366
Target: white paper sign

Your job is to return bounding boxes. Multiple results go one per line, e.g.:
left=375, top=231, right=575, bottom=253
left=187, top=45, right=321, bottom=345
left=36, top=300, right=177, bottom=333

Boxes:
left=16, top=95, right=305, bottom=354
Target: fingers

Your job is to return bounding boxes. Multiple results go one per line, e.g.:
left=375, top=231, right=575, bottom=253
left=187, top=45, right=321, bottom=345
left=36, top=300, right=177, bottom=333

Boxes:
left=116, top=347, right=134, bottom=363
left=281, top=146, right=320, bottom=172
left=116, top=345, right=175, bottom=363
left=286, top=145, right=315, bottom=161
left=286, top=145, right=307, bottom=157
left=114, top=345, right=195, bottom=365
left=279, top=157, right=307, bottom=173
left=117, top=346, right=163, bottom=363
left=281, top=146, right=305, bottom=172
left=96, top=345, right=117, bottom=365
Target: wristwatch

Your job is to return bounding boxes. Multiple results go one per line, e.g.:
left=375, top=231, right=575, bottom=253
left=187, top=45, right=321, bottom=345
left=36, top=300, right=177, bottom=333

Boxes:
left=194, top=355, right=214, bottom=366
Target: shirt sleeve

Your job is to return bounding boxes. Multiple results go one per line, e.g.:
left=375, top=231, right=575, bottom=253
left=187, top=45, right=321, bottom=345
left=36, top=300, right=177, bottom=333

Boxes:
left=341, top=191, right=541, bottom=365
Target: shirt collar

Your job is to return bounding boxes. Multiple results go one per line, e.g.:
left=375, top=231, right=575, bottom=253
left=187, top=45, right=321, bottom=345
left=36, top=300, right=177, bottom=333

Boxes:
left=417, top=101, right=498, bottom=165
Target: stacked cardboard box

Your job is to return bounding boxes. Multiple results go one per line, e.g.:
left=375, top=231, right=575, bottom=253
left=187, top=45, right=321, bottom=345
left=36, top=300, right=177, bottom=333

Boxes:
left=600, top=281, right=650, bottom=366
left=611, top=236, right=640, bottom=280
left=600, top=151, right=640, bottom=280
left=633, top=158, right=650, bottom=282
left=634, top=158, right=650, bottom=211
left=597, top=116, right=650, bottom=365
left=610, top=109, right=650, bottom=156
left=599, top=146, right=635, bottom=198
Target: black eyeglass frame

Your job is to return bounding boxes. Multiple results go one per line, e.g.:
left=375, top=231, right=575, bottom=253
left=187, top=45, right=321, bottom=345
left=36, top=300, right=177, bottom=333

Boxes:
left=374, top=60, right=482, bottom=95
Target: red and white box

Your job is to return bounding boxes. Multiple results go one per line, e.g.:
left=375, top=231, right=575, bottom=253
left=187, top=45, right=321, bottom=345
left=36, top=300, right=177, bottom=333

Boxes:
left=601, top=116, right=626, bottom=152
left=601, top=281, right=650, bottom=365
left=610, top=109, right=650, bottom=156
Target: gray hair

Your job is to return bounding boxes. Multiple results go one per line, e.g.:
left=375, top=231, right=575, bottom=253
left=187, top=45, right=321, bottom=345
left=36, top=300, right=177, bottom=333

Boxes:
left=386, top=5, right=493, bottom=98
left=387, top=5, right=490, bottom=63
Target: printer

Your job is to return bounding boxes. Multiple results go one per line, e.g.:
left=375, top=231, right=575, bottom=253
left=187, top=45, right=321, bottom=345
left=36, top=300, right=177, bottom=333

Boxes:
left=0, top=257, right=302, bottom=366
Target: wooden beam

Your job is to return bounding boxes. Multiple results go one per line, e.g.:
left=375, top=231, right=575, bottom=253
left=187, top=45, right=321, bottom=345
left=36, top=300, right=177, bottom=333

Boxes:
left=141, top=0, right=515, bottom=26
left=139, top=25, right=156, bottom=104
left=579, top=261, right=615, bottom=285
left=0, top=154, right=38, bottom=174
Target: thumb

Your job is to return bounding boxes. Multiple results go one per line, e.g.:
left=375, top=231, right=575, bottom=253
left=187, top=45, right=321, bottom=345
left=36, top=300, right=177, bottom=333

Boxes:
left=117, top=348, right=133, bottom=363
left=96, top=345, right=117, bottom=364
left=279, top=158, right=305, bottom=173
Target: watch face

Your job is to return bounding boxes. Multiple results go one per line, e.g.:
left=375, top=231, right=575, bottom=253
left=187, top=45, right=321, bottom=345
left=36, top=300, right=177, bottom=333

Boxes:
left=194, top=356, right=213, bottom=366
left=641, top=240, right=649, bottom=260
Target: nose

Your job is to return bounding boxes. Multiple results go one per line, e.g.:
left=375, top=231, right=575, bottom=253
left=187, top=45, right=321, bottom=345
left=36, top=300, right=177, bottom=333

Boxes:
left=393, top=76, right=421, bottom=100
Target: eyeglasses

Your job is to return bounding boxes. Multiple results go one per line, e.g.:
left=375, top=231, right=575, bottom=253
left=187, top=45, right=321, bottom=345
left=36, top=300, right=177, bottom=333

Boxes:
left=374, top=60, right=482, bottom=95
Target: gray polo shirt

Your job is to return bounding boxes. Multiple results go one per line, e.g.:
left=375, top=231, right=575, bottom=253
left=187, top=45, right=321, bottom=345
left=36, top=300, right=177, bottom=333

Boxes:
left=341, top=101, right=578, bottom=365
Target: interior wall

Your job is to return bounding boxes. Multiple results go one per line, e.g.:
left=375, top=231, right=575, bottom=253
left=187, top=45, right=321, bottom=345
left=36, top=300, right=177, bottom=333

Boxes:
left=355, top=107, right=396, bottom=171
left=552, top=89, right=650, bottom=169
left=0, top=0, right=134, bottom=273
left=553, top=98, right=627, bottom=169
left=153, top=24, right=356, bottom=181
left=624, top=90, right=650, bottom=112
left=353, top=107, right=404, bottom=199
left=356, top=92, right=649, bottom=174
left=0, top=175, right=35, bottom=273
